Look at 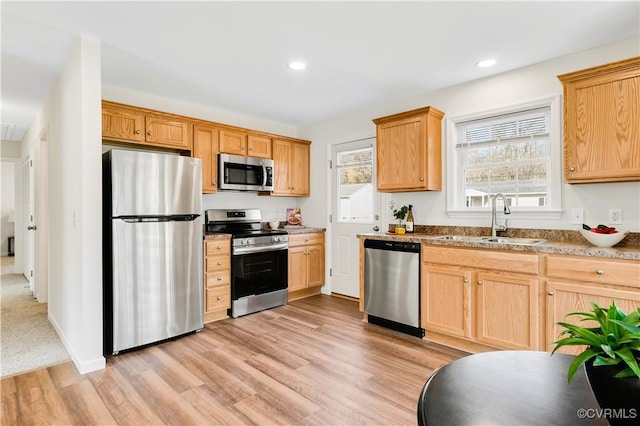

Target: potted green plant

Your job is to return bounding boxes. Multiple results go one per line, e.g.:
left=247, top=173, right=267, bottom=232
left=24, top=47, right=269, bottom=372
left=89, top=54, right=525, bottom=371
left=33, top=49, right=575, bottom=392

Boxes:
left=389, top=201, right=409, bottom=234
left=552, top=301, right=640, bottom=422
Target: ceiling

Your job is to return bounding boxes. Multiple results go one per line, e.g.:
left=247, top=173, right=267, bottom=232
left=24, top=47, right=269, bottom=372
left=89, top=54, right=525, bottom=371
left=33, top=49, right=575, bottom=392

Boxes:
left=2, top=1, right=639, bottom=142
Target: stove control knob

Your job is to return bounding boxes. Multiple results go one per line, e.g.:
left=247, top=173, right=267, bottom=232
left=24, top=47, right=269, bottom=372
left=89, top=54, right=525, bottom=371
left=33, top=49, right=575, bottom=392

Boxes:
left=273, top=236, right=280, bottom=242
left=242, top=239, right=248, bottom=245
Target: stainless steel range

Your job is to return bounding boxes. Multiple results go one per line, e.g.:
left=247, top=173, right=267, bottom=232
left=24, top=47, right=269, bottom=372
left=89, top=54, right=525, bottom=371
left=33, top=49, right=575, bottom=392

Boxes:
left=205, top=209, right=288, bottom=318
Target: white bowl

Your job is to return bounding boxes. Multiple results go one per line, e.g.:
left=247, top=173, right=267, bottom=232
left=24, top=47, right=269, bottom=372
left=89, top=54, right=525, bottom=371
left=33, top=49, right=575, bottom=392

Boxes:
left=269, top=221, right=280, bottom=230
left=579, top=229, right=629, bottom=247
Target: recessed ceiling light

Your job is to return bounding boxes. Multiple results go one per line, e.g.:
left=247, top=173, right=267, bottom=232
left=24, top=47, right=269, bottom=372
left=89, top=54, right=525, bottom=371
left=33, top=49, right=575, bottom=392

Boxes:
left=287, top=61, right=307, bottom=71
left=476, top=59, right=497, bottom=68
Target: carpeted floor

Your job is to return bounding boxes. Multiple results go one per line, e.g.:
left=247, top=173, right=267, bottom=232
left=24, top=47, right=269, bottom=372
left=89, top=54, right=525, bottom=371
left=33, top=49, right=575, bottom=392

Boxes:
left=1, top=256, right=70, bottom=377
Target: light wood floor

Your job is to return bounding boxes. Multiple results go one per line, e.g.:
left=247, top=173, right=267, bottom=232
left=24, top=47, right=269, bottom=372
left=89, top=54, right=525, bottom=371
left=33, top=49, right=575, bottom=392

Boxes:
left=1, top=295, right=467, bottom=425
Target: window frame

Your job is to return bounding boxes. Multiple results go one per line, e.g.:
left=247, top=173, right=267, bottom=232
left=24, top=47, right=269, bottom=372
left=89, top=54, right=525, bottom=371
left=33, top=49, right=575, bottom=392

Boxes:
left=445, top=96, right=563, bottom=220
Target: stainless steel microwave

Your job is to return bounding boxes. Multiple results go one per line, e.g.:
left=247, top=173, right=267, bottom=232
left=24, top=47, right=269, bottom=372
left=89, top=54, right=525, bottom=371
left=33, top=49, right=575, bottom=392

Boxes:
left=218, top=153, right=274, bottom=192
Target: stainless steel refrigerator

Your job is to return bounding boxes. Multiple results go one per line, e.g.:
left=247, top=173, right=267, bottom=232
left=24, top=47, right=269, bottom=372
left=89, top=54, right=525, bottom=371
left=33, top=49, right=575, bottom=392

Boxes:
left=103, top=149, right=203, bottom=355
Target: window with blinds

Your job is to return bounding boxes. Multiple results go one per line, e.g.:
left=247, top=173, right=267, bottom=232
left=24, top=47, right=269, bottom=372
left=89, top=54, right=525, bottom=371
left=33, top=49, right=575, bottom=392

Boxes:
left=454, top=106, right=553, bottom=210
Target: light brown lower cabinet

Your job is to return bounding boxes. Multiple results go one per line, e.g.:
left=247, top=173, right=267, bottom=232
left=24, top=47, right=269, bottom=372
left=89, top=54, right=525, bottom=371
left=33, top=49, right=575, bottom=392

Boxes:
left=421, top=246, right=541, bottom=352
left=545, top=254, right=640, bottom=354
left=203, top=238, right=231, bottom=323
left=288, top=232, right=325, bottom=300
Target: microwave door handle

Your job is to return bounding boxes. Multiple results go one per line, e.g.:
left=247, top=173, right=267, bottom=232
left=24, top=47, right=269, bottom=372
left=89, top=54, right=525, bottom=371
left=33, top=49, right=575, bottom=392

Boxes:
left=262, top=163, right=267, bottom=189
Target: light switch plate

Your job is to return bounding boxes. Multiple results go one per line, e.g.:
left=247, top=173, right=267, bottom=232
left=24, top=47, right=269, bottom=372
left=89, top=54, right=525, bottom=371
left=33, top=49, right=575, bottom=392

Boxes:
left=571, top=208, right=584, bottom=225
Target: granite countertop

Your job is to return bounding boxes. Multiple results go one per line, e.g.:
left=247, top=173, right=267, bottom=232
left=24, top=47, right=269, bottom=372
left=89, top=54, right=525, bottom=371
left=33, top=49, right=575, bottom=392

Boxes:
left=358, top=226, right=640, bottom=260
left=283, top=226, right=326, bottom=234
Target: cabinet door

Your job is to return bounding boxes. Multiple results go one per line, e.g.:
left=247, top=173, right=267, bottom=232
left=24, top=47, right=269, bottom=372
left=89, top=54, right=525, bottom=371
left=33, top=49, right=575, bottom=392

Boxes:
left=422, top=265, right=472, bottom=338
left=560, top=58, right=640, bottom=183
left=290, top=142, right=310, bottom=196
left=193, top=124, right=219, bottom=193
left=247, top=135, right=272, bottom=158
left=376, top=116, right=426, bottom=191
left=145, top=114, right=192, bottom=149
left=288, top=246, right=308, bottom=291
left=219, top=129, right=247, bottom=155
left=546, top=280, right=640, bottom=354
left=272, top=139, right=292, bottom=195
left=307, top=244, right=325, bottom=287
left=102, top=104, right=144, bottom=142
left=475, top=272, right=539, bottom=350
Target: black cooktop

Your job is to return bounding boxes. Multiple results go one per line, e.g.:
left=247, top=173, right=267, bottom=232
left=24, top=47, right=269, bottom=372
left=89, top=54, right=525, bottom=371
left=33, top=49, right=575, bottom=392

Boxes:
left=205, top=224, right=287, bottom=238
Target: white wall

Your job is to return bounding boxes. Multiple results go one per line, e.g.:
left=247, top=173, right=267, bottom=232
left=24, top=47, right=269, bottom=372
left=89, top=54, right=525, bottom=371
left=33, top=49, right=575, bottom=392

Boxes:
left=0, top=160, right=16, bottom=256
left=299, top=38, right=640, bottom=233
left=21, top=36, right=105, bottom=374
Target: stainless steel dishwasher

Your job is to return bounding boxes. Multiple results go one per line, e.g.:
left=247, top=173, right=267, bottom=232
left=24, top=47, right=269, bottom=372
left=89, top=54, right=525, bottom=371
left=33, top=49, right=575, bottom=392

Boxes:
left=364, top=239, right=424, bottom=337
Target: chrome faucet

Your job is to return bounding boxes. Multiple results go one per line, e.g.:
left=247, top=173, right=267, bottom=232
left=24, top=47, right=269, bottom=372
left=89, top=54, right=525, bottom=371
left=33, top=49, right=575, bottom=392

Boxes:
left=491, top=193, right=511, bottom=237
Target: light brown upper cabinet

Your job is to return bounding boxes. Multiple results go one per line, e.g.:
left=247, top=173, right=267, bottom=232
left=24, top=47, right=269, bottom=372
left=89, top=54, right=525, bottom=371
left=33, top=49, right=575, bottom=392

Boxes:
left=372, top=106, right=444, bottom=192
left=192, top=124, right=220, bottom=193
left=102, top=101, right=193, bottom=151
left=558, top=57, right=640, bottom=183
left=271, top=139, right=310, bottom=196
left=219, top=129, right=272, bottom=159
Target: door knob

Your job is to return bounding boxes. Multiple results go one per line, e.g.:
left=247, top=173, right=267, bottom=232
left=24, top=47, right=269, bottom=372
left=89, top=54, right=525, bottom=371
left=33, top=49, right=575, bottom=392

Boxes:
left=27, top=226, right=37, bottom=230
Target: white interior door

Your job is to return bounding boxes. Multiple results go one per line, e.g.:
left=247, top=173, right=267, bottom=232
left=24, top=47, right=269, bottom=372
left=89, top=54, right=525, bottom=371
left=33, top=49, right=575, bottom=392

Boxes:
left=330, top=138, right=381, bottom=298
left=23, top=157, right=35, bottom=292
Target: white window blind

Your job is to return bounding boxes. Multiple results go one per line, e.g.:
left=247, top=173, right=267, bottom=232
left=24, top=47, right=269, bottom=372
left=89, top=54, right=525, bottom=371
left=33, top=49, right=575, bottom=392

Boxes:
left=455, top=106, right=552, bottom=210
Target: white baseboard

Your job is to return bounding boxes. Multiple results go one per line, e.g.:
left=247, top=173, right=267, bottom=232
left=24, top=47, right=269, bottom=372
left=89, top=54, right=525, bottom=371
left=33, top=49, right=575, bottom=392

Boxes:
left=48, top=313, right=106, bottom=374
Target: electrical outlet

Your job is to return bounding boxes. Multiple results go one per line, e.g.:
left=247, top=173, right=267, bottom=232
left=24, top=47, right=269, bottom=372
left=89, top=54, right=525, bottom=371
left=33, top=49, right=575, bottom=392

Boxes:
left=571, top=208, right=584, bottom=225
left=608, top=208, right=622, bottom=225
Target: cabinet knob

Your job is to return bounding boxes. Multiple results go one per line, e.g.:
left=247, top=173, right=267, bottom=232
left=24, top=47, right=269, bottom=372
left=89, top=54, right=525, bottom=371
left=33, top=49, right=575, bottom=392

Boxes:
left=596, top=269, right=604, bottom=275
left=249, top=147, right=253, bottom=151
left=217, top=261, right=222, bottom=265
left=147, top=131, right=152, bottom=136
left=548, top=291, right=554, bottom=296
left=463, top=278, right=469, bottom=284
left=569, top=166, right=575, bottom=172
left=212, top=182, right=216, bottom=187
left=217, top=276, right=223, bottom=281
left=477, top=280, right=483, bottom=285
left=217, top=296, right=222, bottom=301
left=420, top=177, right=424, bottom=181
left=217, top=246, right=222, bottom=250
left=135, top=130, right=141, bottom=135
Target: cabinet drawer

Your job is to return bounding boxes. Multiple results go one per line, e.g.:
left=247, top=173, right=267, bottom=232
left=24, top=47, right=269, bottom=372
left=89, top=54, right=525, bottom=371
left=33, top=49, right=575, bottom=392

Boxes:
left=205, top=285, right=230, bottom=311
left=546, top=255, right=640, bottom=288
left=205, top=256, right=231, bottom=273
left=289, top=232, right=325, bottom=247
left=205, top=272, right=230, bottom=287
left=423, top=246, right=539, bottom=275
left=205, top=240, right=231, bottom=256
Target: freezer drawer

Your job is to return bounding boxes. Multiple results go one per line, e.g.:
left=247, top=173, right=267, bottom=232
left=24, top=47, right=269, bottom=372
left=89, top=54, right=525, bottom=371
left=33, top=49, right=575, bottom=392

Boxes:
left=108, top=218, right=203, bottom=353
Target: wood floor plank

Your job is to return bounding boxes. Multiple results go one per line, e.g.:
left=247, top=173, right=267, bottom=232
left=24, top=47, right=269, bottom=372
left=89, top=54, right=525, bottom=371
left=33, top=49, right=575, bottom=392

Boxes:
left=87, top=363, right=165, bottom=425
left=0, top=295, right=467, bottom=425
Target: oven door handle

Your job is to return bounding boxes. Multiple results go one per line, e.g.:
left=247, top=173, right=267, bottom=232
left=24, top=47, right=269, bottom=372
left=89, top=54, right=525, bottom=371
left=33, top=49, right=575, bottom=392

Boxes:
left=233, top=243, right=289, bottom=255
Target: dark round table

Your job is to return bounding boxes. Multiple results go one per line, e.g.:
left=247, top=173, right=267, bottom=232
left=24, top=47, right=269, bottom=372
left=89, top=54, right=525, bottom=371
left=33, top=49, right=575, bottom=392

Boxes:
left=417, top=351, right=608, bottom=425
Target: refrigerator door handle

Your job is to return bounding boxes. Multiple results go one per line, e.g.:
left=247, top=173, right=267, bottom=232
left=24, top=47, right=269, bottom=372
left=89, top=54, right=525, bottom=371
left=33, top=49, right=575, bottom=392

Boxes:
left=119, top=214, right=200, bottom=223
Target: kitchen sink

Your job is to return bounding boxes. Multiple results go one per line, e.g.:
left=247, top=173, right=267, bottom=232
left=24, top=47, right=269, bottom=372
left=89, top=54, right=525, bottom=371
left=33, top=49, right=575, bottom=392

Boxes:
left=431, top=235, right=489, bottom=242
left=480, top=237, right=547, bottom=245
left=432, top=235, right=546, bottom=246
